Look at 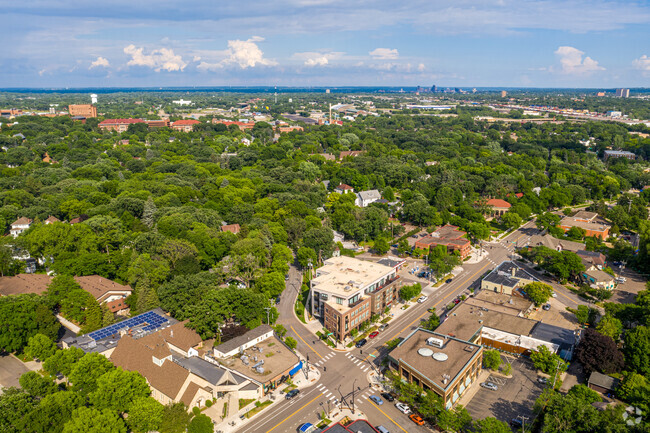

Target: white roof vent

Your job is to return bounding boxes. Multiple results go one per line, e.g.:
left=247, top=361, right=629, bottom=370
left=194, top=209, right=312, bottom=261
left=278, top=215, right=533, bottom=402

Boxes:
left=432, top=352, right=448, bottom=362
left=418, top=347, right=434, bottom=357
left=426, top=337, right=444, bottom=348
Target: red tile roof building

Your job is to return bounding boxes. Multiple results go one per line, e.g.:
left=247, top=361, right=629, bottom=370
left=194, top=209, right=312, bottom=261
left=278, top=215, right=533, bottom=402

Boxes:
left=221, top=224, right=241, bottom=234
left=172, top=119, right=201, bottom=132
left=414, top=224, right=472, bottom=259
left=485, top=198, right=512, bottom=217
left=211, top=119, right=255, bottom=130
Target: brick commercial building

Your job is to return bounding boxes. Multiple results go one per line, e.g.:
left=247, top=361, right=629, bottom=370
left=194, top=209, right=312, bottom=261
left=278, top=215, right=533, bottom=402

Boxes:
left=559, top=211, right=610, bottom=239
left=99, top=118, right=146, bottom=132
left=414, top=225, right=471, bottom=259
left=310, top=256, right=400, bottom=342
left=387, top=328, right=483, bottom=409
left=68, top=104, right=97, bottom=118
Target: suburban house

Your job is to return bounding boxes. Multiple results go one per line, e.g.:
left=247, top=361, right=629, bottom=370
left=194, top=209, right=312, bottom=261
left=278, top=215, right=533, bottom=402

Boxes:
left=528, top=234, right=584, bottom=252
left=10, top=217, right=32, bottom=237
left=414, top=225, right=472, bottom=259
left=172, top=119, right=201, bottom=132
left=484, top=198, right=511, bottom=218
left=576, top=250, right=606, bottom=269
left=481, top=261, right=537, bottom=295
left=603, top=150, right=636, bottom=160
left=221, top=223, right=241, bottom=234
left=0, top=273, right=132, bottom=314
left=387, top=328, right=483, bottom=409
left=310, top=256, right=400, bottom=342
left=209, top=324, right=302, bottom=393
left=581, top=268, right=616, bottom=290
left=44, top=215, right=61, bottom=224
left=335, top=184, right=355, bottom=194
left=559, top=211, right=611, bottom=239
left=355, top=190, right=381, bottom=208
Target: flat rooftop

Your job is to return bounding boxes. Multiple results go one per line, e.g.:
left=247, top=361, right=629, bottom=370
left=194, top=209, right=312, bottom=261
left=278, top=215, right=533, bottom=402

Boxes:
left=483, top=261, right=537, bottom=288
left=436, top=303, right=538, bottom=341
left=311, top=256, right=395, bottom=298
left=389, top=329, right=481, bottom=392
left=465, top=291, right=533, bottom=316
left=215, top=335, right=299, bottom=384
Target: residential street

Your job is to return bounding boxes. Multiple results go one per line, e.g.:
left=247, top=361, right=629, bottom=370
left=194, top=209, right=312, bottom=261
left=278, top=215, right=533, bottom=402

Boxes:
left=235, top=220, right=593, bottom=433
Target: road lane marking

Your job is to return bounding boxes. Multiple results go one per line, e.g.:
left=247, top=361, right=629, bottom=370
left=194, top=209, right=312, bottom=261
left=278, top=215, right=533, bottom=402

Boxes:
left=368, top=400, right=409, bottom=433
left=290, top=325, right=323, bottom=359
left=265, top=392, right=323, bottom=433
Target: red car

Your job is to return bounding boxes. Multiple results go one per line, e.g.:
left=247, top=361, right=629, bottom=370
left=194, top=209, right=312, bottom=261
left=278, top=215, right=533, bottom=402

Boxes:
left=369, top=331, right=379, bottom=339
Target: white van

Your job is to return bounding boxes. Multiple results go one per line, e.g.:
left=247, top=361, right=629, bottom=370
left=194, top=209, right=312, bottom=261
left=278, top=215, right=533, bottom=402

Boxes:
left=376, top=426, right=391, bottom=433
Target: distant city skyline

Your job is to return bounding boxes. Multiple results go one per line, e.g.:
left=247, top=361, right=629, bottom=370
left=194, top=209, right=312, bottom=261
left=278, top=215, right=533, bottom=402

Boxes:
left=1, top=0, right=649, bottom=88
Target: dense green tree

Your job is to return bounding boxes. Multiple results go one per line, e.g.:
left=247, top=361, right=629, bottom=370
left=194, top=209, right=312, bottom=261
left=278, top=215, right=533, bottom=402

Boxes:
left=0, top=388, right=36, bottom=433
left=482, top=350, right=502, bottom=371
left=68, top=352, right=114, bottom=396
left=90, top=368, right=151, bottom=412
left=596, top=315, right=623, bottom=340
left=472, top=417, right=511, bottom=433
left=187, top=413, right=213, bottom=433
left=0, top=294, right=59, bottom=353
left=43, top=347, right=85, bottom=377
left=399, top=283, right=422, bottom=301
left=24, top=333, right=57, bottom=361
left=62, top=407, right=127, bottom=433
left=530, top=345, right=568, bottom=377
left=159, top=402, right=191, bottom=433
left=22, top=390, right=83, bottom=433
left=624, top=326, right=650, bottom=376
left=421, top=313, right=440, bottom=331
left=19, top=371, right=58, bottom=398
left=575, top=329, right=624, bottom=375
left=523, top=282, right=554, bottom=307
left=126, top=397, right=164, bottom=433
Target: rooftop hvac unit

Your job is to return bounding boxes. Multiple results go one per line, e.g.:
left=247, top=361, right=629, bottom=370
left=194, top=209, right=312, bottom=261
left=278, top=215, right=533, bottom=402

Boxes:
left=252, top=360, right=265, bottom=369
left=256, top=366, right=264, bottom=374
left=426, top=337, right=444, bottom=348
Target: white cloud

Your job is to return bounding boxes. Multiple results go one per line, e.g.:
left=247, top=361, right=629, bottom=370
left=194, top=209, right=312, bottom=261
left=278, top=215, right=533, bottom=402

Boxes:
left=293, top=51, right=343, bottom=67
left=198, top=37, right=276, bottom=70
left=89, top=56, right=110, bottom=69
left=124, top=44, right=187, bottom=72
left=417, top=63, right=426, bottom=72
left=369, top=48, right=399, bottom=60
left=632, top=55, right=650, bottom=71
left=553, top=46, right=604, bottom=74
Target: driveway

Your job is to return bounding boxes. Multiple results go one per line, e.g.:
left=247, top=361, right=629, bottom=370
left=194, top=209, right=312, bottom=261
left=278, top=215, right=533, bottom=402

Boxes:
left=611, top=267, right=647, bottom=304
left=0, top=354, right=30, bottom=389
left=466, top=357, right=544, bottom=425
left=528, top=296, right=579, bottom=330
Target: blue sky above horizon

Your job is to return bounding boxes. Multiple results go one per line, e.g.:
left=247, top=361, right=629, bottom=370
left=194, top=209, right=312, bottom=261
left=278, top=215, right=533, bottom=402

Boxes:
left=1, top=0, right=649, bottom=88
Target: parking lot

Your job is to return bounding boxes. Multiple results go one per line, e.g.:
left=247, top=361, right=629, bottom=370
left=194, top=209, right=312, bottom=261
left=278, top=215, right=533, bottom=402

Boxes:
left=466, top=357, right=544, bottom=426
left=528, top=296, right=579, bottom=330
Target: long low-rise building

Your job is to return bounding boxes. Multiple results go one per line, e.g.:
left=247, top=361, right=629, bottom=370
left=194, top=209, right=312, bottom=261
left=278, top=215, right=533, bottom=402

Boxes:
left=310, top=256, right=400, bottom=342
left=559, top=211, right=610, bottom=239
left=414, top=225, right=471, bottom=259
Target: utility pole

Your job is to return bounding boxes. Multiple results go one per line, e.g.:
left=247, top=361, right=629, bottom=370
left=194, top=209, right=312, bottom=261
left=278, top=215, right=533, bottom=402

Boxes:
left=352, top=378, right=358, bottom=414
left=337, top=385, right=345, bottom=410
left=264, top=307, right=272, bottom=325
left=518, top=416, right=529, bottom=432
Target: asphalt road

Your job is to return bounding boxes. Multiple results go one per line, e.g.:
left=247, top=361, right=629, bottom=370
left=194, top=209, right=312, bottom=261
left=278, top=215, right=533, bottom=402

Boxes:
left=237, top=221, right=590, bottom=432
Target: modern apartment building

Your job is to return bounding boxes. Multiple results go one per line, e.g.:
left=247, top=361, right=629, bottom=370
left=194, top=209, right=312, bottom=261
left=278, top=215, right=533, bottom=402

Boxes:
left=310, top=256, right=400, bottom=342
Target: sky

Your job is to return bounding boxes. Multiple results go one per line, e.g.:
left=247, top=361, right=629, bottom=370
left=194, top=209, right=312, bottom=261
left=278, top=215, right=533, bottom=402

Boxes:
left=1, top=0, right=649, bottom=88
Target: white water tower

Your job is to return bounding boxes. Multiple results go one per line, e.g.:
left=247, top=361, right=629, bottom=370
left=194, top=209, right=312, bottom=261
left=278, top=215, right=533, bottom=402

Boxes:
left=90, top=94, right=98, bottom=104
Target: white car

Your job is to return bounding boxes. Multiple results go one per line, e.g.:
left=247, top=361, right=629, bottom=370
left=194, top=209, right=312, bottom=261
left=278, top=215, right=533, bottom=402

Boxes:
left=417, top=296, right=427, bottom=303
left=616, top=277, right=626, bottom=283
left=551, top=292, right=557, bottom=298
left=395, top=402, right=411, bottom=414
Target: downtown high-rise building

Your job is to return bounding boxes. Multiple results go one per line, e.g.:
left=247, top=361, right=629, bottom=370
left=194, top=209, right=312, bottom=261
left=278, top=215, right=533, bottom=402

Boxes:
left=615, top=88, right=630, bottom=98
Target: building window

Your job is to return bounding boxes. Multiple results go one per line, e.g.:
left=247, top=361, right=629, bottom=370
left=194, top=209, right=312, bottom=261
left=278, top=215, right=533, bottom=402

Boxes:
left=336, top=297, right=343, bottom=305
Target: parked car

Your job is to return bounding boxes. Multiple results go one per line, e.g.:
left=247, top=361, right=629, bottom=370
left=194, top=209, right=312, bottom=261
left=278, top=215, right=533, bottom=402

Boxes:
left=480, top=382, right=498, bottom=391
left=510, top=418, right=523, bottom=428
left=445, top=278, right=453, bottom=284
left=537, top=377, right=549, bottom=384
left=369, top=395, right=383, bottom=405
left=285, top=389, right=300, bottom=399
left=298, top=423, right=316, bottom=433
left=409, top=414, right=425, bottom=426
left=395, top=402, right=411, bottom=414
left=551, top=292, right=557, bottom=298
left=427, top=307, right=436, bottom=313
left=391, top=244, right=398, bottom=248
left=369, top=331, right=379, bottom=339
left=379, top=324, right=388, bottom=332
left=616, top=277, right=626, bottom=283
left=285, top=274, right=290, bottom=280
left=417, top=295, right=427, bottom=303
left=381, top=392, right=395, bottom=402
left=376, top=426, right=390, bottom=433
left=355, top=338, right=367, bottom=348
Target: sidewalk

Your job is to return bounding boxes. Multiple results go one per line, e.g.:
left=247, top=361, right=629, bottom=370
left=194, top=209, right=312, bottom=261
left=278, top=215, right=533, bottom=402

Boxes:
left=457, top=368, right=491, bottom=408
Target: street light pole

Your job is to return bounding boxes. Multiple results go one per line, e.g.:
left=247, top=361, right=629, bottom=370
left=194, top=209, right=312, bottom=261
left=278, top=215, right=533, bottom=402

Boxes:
left=352, top=378, right=358, bottom=414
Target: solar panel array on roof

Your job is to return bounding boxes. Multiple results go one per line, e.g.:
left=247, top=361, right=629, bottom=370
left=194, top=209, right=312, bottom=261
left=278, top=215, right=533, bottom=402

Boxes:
left=88, top=310, right=169, bottom=341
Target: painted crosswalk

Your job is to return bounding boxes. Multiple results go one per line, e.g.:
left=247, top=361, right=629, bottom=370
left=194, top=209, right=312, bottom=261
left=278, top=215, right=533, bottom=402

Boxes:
left=344, top=352, right=372, bottom=372
left=314, top=352, right=336, bottom=366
